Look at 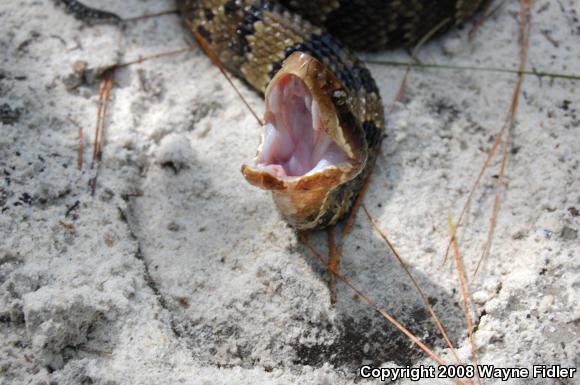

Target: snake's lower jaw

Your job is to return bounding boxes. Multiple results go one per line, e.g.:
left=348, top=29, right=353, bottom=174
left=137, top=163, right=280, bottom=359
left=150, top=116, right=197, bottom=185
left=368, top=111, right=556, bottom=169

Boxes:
left=241, top=160, right=354, bottom=190
left=241, top=161, right=357, bottom=228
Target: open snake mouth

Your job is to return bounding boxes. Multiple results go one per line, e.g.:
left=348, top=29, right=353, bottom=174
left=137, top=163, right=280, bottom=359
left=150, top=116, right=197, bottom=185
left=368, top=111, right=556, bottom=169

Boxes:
left=257, top=74, right=350, bottom=177
left=240, top=51, right=369, bottom=227
left=241, top=51, right=366, bottom=196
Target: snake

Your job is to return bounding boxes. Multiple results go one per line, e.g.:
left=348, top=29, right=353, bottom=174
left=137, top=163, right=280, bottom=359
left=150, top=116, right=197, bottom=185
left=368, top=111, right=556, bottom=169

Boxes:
left=177, top=0, right=483, bottom=230
left=59, top=0, right=483, bottom=230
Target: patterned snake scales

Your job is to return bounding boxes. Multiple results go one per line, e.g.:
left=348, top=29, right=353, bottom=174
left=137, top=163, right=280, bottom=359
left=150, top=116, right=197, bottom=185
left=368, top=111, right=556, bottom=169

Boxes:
left=176, top=0, right=483, bottom=230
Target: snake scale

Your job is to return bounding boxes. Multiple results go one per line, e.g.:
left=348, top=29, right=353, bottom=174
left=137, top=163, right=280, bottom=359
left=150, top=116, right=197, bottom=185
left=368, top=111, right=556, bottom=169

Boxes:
left=60, top=0, right=483, bottom=230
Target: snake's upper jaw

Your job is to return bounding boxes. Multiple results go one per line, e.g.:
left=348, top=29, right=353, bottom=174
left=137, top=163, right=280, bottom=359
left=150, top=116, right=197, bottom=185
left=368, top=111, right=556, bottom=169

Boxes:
left=241, top=52, right=367, bottom=193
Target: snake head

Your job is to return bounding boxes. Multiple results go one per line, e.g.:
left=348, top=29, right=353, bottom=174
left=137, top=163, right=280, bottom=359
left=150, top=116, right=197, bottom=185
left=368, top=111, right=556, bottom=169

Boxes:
left=241, top=51, right=368, bottom=229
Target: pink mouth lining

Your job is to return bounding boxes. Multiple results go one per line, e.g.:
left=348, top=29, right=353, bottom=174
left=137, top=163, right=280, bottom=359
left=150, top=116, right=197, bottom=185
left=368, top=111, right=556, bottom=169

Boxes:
left=256, top=74, right=349, bottom=178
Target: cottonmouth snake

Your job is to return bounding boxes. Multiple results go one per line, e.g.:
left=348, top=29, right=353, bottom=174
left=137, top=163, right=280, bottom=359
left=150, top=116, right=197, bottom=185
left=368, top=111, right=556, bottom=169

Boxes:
left=60, top=0, right=483, bottom=230
left=177, top=0, right=483, bottom=230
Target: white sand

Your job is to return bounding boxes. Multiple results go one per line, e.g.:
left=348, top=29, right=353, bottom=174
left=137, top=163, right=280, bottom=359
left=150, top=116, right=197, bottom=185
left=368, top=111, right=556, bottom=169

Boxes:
left=1, top=1, right=578, bottom=384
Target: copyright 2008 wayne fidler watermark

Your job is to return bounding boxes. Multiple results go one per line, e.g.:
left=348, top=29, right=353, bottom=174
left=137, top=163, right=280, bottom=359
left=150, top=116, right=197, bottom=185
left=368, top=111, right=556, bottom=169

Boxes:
left=359, top=364, right=577, bottom=382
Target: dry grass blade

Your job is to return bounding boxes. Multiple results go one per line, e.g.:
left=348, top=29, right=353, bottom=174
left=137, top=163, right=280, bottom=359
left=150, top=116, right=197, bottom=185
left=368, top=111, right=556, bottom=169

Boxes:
left=298, top=232, right=468, bottom=385
left=363, top=206, right=474, bottom=385
left=473, top=0, right=531, bottom=279
left=448, top=214, right=481, bottom=385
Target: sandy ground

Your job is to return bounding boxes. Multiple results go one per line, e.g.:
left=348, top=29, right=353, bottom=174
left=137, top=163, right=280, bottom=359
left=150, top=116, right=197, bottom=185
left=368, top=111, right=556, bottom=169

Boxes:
left=1, top=0, right=579, bottom=384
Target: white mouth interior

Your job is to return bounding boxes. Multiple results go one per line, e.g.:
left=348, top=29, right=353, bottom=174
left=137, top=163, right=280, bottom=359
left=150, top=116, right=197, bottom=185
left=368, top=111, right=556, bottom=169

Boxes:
left=255, top=74, right=349, bottom=177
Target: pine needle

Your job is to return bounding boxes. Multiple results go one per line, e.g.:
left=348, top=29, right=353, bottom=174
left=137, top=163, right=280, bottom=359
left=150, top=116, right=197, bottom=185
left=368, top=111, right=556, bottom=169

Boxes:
left=341, top=169, right=374, bottom=238
left=442, top=123, right=505, bottom=265
left=89, top=70, right=114, bottom=195
left=469, top=0, right=505, bottom=41
left=366, top=60, right=579, bottom=81
left=123, top=9, right=178, bottom=23
left=363, top=206, right=474, bottom=385
left=447, top=213, right=481, bottom=385
left=393, top=17, right=451, bottom=102
left=473, top=0, right=532, bottom=279
left=298, top=232, right=468, bottom=385
left=115, top=45, right=196, bottom=69
left=331, top=154, right=377, bottom=290
left=394, top=67, right=410, bottom=102
left=192, top=30, right=264, bottom=126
